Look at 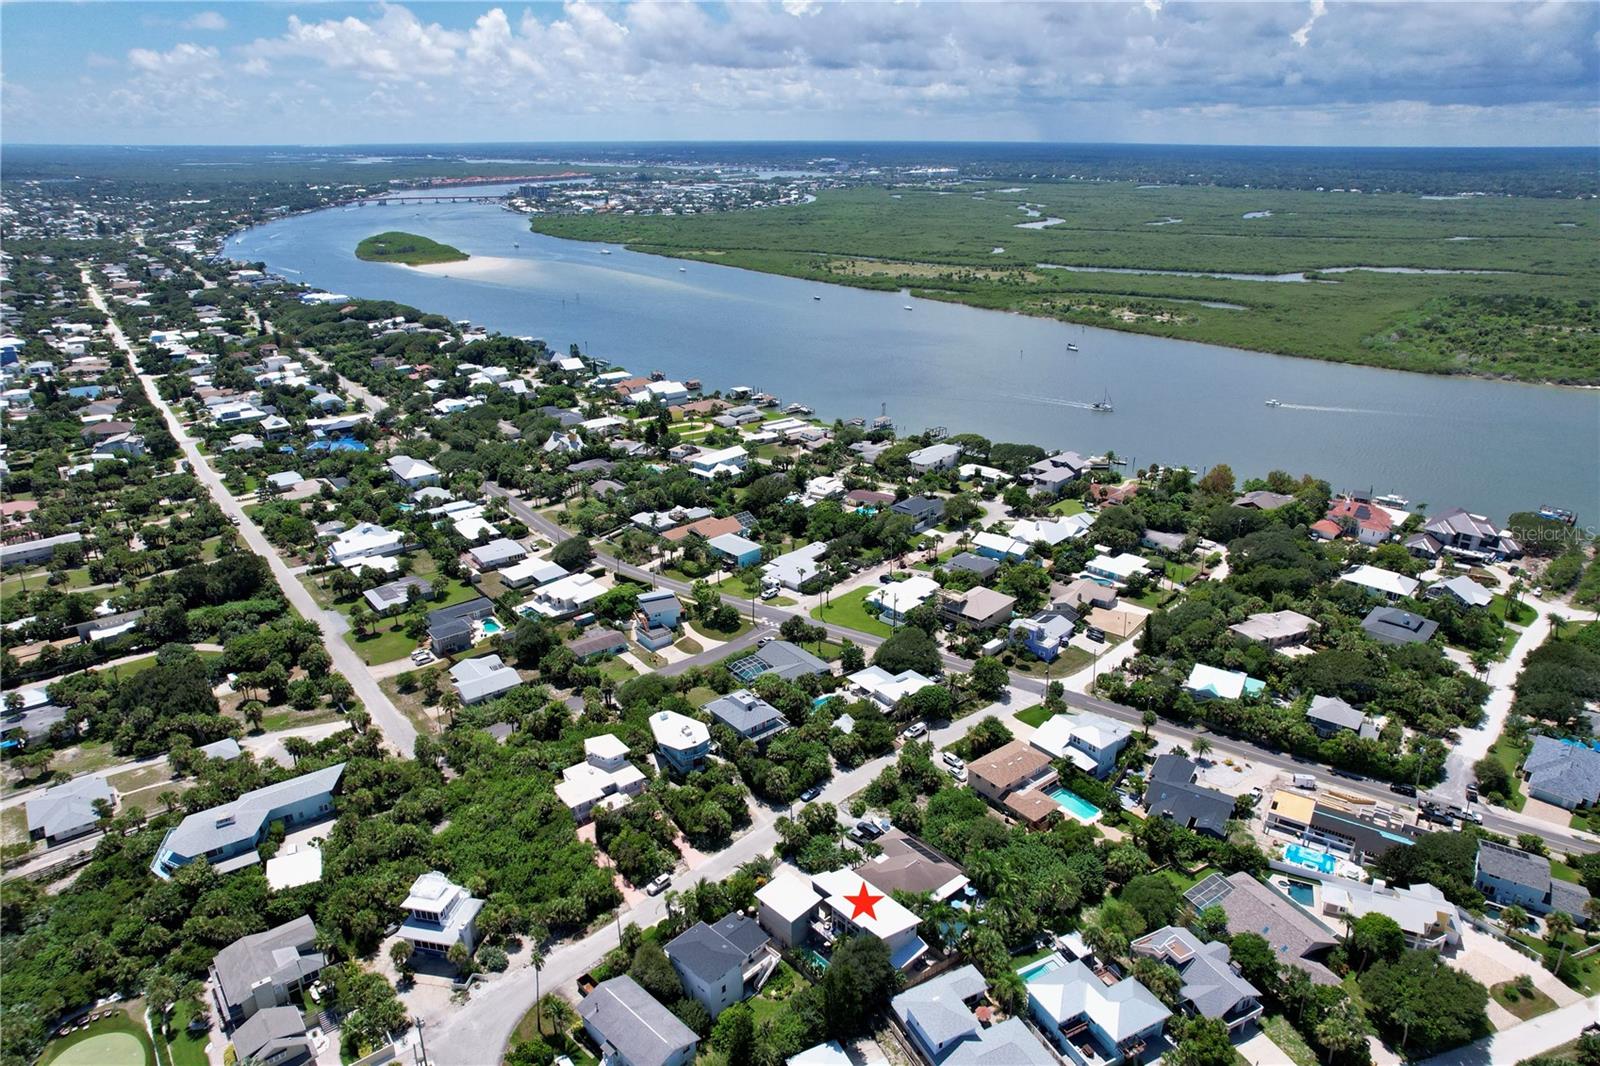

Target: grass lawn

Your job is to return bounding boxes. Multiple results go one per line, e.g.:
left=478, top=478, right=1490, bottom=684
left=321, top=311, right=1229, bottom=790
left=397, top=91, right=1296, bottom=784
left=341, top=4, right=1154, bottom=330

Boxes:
left=809, top=586, right=894, bottom=638
left=692, top=616, right=756, bottom=641
left=1016, top=704, right=1053, bottom=728
left=345, top=623, right=420, bottom=665
left=1049, top=498, right=1087, bottom=516
left=108, top=763, right=174, bottom=795
left=2, top=566, right=94, bottom=598
left=1005, top=646, right=1093, bottom=678
left=1551, top=860, right=1582, bottom=883
left=0, top=805, right=30, bottom=847
left=1571, top=809, right=1600, bottom=833
left=256, top=707, right=341, bottom=733
left=597, top=657, right=639, bottom=683
left=1491, top=595, right=1537, bottom=626
left=686, top=686, right=719, bottom=707
left=675, top=635, right=704, bottom=654
left=1485, top=732, right=1530, bottom=811
left=1261, top=1015, right=1318, bottom=1066
left=152, top=1000, right=209, bottom=1066
left=1010, top=944, right=1059, bottom=968
left=40, top=1008, right=154, bottom=1066
left=1126, top=587, right=1177, bottom=609
left=1492, top=980, right=1558, bottom=1021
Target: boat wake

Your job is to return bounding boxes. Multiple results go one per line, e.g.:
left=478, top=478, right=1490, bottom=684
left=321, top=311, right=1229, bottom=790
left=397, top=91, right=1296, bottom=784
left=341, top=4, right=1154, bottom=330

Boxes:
left=1276, top=403, right=1398, bottom=415
left=999, top=392, right=1099, bottom=411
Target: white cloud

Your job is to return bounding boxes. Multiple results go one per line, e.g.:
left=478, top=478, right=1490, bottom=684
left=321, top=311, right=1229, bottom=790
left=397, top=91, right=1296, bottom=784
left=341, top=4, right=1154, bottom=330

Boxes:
left=184, top=11, right=228, bottom=32
left=1292, top=0, right=1327, bottom=47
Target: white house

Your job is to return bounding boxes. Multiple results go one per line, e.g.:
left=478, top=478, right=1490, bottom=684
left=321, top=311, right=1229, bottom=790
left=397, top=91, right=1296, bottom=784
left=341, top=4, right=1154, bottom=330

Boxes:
left=1085, top=553, right=1150, bottom=584
left=907, top=442, right=962, bottom=472
left=399, top=871, right=483, bottom=956
left=1030, top=712, right=1132, bottom=778
left=554, top=735, right=647, bottom=823
left=1338, top=565, right=1420, bottom=601
left=387, top=455, right=441, bottom=488
left=449, top=655, right=522, bottom=706
left=848, top=666, right=936, bottom=711
left=762, top=542, right=829, bottom=591
left=687, top=445, right=748, bottom=480
left=649, top=710, right=711, bottom=774
left=865, top=575, right=941, bottom=626
left=523, top=573, right=607, bottom=619
left=1184, top=663, right=1265, bottom=701
left=327, top=522, right=404, bottom=566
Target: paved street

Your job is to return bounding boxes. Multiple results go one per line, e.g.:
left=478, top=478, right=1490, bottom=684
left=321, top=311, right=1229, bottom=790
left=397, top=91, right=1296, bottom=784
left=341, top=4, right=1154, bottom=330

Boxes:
left=1418, top=994, right=1600, bottom=1066
left=89, top=279, right=418, bottom=757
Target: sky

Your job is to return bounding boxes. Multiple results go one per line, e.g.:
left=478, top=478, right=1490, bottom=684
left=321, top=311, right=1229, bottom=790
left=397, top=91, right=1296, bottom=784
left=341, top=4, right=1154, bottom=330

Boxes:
left=2, top=1, right=1597, bottom=147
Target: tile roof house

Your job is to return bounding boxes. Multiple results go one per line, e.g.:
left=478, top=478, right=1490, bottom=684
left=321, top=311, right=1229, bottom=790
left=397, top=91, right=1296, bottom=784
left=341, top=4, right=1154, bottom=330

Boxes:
left=1475, top=840, right=1592, bottom=923
left=26, top=776, right=114, bottom=845
left=1361, top=606, right=1438, bottom=646
left=1131, top=926, right=1262, bottom=1032
left=210, top=915, right=325, bottom=1026
left=705, top=690, right=790, bottom=746
left=579, top=975, right=700, bottom=1066
left=1026, top=957, right=1171, bottom=1066
left=1183, top=873, right=1338, bottom=984
left=230, top=1005, right=313, bottom=1066
left=665, top=914, right=774, bottom=1018
left=1325, top=497, right=1394, bottom=545
left=1304, top=695, right=1379, bottom=740
left=894, top=965, right=1056, bottom=1066
left=153, top=764, right=344, bottom=879
left=1523, top=736, right=1600, bottom=810
left=1142, top=755, right=1234, bottom=838
left=969, top=740, right=1059, bottom=822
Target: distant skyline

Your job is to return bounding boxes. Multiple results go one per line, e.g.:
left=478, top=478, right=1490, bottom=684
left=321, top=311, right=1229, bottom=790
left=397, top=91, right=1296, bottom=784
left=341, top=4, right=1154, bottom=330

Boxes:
left=3, top=2, right=1597, bottom=148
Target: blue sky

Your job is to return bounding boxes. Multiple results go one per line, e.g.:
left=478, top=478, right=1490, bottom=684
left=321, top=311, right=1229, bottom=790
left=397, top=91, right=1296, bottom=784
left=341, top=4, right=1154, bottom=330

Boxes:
left=3, top=1, right=1596, bottom=146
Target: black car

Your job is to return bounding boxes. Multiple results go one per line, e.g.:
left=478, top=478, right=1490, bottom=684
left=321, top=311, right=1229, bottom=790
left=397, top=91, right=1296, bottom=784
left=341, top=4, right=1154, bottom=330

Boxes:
left=1389, top=782, right=1418, bottom=797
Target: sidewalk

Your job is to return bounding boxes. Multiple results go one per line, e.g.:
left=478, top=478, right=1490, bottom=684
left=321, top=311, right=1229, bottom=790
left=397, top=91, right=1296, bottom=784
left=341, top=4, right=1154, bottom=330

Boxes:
left=1418, top=994, right=1600, bottom=1066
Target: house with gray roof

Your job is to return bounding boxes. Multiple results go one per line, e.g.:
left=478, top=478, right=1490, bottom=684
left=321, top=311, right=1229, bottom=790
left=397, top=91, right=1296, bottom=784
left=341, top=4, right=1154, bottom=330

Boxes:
left=726, top=640, right=830, bottom=683
left=666, top=914, right=774, bottom=1018
left=1230, top=610, right=1317, bottom=649
left=1304, top=695, right=1379, bottom=740
left=210, top=915, right=325, bottom=1026
left=579, top=975, right=699, bottom=1066
left=1524, top=736, right=1600, bottom=810
left=26, top=776, right=114, bottom=845
left=1132, top=926, right=1262, bottom=1033
left=363, top=575, right=433, bottom=615
left=1361, top=606, right=1438, bottom=646
left=1025, top=957, right=1170, bottom=1066
left=1428, top=574, right=1496, bottom=609
left=427, top=597, right=495, bottom=655
left=891, top=495, right=945, bottom=533
left=467, top=537, right=528, bottom=572
left=230, top=1005, right=313, bottom=1066
left=198, top=737, right=243, bottom=761
left=1233, top=490, right=1296, bottom=511
left=1475, top=840, right=1592, bottom=923
left=944, top=552, right=999, bottom=581
left=1183, top=873, right=1339, bottom=984
left=450, top=654, right=521, bottom=705
left=894, top=965, right=1055, bottom=1066
left=152, top=763, right=344, bottom=879
left=1142, top=755, right=1234, bottom=838
left=705, top=690, right=789, bottom=746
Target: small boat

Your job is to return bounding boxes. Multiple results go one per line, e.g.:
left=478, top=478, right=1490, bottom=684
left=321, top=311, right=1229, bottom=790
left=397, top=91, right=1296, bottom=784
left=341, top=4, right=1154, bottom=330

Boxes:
left=904, top=305, right=914, bottom=311
left=513, top=242, right=520, bottom=248
left=1091, top=390, right=1114, bottom=413
left=1264, top=398, right=1282, bottom=407
left=685, top=379, right=702, bottom=391
left=813, top=295, right=822, bottom=301
left=1538, top=505, right=1578, bottom=526
left=599, top=249, right=612, bottom=255
left=1066, top=343, right=1079, bottom=352
left=786, top=403, right=813, bottom=415
left=1374, top=493, right=1410, bottom=508
left=679, top=267, right=686, bottom=272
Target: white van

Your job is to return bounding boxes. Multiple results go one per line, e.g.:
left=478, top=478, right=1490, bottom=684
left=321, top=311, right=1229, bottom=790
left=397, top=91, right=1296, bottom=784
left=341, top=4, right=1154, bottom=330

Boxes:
left=1292, top=774, right=1317, bottom=791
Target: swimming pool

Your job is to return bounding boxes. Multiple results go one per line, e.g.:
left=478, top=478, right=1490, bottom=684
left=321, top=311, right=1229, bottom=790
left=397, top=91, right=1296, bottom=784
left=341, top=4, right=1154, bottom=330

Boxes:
left=1285, top=844, right=1336, bottom=874
left=1017, top=954, right=1064, bottom=981
left=481, top=619, right=503, bottom=635
left=1048, top=787, right=1102, bottom=822
left=1284, top=880, right=1316, bottom=906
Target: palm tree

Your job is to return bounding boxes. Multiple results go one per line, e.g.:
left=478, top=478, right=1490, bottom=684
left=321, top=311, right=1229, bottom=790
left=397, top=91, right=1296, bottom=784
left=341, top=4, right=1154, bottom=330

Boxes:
left=1547, top=911, right=1576, bottom=973
left=1501, top=904, right=1529, bottom=932
left=1192, top=737, right=1212, bottom=763
left=527, top=920, right=549, bottom=1035
left=1141, top=710, right=1156, bottom=739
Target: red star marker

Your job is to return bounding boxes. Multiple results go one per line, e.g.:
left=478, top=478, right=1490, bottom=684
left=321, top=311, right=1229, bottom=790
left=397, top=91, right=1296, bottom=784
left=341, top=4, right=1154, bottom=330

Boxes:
left=845, top=883, right=884, bottom=921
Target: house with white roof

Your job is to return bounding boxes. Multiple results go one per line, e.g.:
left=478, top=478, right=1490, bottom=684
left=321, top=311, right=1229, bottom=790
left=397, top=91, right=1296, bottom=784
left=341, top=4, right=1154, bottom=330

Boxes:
left=649, top=710, right=711, bottom=775
left=866, top=575, right=940, bottom=626
left=1427, top=575, right=1495, bottom=609
left=1029, top=712, right=1132, bottom=778
left=848, top=666, right=936, bottom=711
left=763, top=542, right=829, bottom=590
left=908, top=442, right=962, bottom=473
left=1026, top=957, right=1170, bottom=1066
left=499, top=557, right=568, bottom=589
left=555, top=735, right=647, bottom=823
left=893, top=965, right=1056, bottom=1066
left=811, top=868, right=929, bottom=970
left=327, top=522, right=404, bottom=566
left=523, top=572, right=607, bottom=619
left=1085, top=553, right=1150, bottom=584
left=687, top=445, right=748, bottom=480
left=1317, top=879, right=1461, bottom=951
left=1338, top=565, right=1420, bottom=602
left=449, top=655, right=522, bottom=706
left=399, top=871, right=483, bottom=956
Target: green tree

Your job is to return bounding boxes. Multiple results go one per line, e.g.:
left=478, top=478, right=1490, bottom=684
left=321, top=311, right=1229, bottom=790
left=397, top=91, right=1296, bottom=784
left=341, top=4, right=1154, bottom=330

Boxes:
left=629, top=939, right=683, bottom=1004
left=968, top=656, right=1008, bottom=700
left=1349, top=912, right=1405, bottom=970
left=819, top=936, right=896, bottom=1038
left=1167, top=1017, right=1236, bottom=1066
left=711, top=1002, right=756, bottom=1066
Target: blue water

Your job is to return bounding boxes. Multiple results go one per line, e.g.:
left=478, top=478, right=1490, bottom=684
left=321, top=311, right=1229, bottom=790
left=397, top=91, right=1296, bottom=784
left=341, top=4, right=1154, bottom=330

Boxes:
left=1285, top=844, right=1336, bottom=873
left=225, top=192, right=1600, bottom=525
left=1018, top=954, right=1064, bottom=981
left=481, top=619, right=503, bottom=634
left=1049, top=787, right=1102, bottom=821
left=1284, top=880, right=1317, bottom=905
left=306, top=439, right=369, bottom=452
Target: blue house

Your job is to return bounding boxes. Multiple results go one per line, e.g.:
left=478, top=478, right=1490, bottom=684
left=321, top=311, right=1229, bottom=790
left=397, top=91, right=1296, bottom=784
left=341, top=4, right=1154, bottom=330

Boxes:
left=1009, top=610, right=1076, bottom=662
left=152, top=764, right=344, bottom=879
left=637, top=589, right=682, bottom=629
left=1475, top=840, right=1591, bottom=923
left=708, top=532, right=763, bottom=568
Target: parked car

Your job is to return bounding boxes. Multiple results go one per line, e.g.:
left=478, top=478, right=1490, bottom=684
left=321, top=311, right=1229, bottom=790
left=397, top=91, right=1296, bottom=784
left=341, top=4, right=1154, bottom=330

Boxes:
left=854, top=818, right=884, bottom=839
left=800, top=786, right=822, bottom=802
left=902, top=723, right=928, bottom=739
left=761, top=585, right=780, bottom=600
left=1389, top=782, right=1418, bottom=797
left=1465, top=784, right=1479, bottom=802
left=946, top=765, right=968, bottom=782
left=1085, top=626, right=1106, bottom=643
left=941, top=751, right=965, bottom=771
left=878, top=574, right=895, bottom=584
left=645, top=874, right=672, bottom=896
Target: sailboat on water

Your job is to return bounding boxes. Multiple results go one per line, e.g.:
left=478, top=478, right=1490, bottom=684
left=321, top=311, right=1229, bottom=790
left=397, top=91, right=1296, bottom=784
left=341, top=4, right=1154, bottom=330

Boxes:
left=1091, top=390, right=1114, bottom=413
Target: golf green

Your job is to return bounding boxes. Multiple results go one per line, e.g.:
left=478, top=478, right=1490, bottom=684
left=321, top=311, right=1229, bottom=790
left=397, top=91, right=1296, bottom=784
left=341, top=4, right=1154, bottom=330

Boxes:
left=45, top=1029, right=148, bottom=1066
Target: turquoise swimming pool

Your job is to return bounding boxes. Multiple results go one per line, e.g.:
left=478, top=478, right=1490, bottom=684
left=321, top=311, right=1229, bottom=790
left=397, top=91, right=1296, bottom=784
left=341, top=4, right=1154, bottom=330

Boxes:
left=1285, top=844, right=1335, bottom=874
left=1048, top=787, right=1102, bottom=821
left=481, top=619, right=503, bottom=635
left=1284, top=880, right=1316, bottom=905
left=1017, top=954, right=1064, bottom=981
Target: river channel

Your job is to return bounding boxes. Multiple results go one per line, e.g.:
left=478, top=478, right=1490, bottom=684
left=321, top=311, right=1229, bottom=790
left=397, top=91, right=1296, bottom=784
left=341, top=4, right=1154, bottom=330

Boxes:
left=227, top=193, right=1599, bottom=525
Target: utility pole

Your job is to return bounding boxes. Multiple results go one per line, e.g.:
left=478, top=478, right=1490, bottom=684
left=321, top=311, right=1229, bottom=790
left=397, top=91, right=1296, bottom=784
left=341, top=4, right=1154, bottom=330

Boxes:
left=414, top=1020, right=429, bottom=1066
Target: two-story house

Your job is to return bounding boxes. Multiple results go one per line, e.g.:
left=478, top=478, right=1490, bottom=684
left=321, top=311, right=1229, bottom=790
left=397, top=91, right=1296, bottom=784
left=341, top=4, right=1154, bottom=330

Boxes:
left=1131, top=927, right=1261, bottom=1034
left=1475, top=840, right=1591, bottom=924
left=665, top=914, right=775, bottom=1018
left=649, top=710, right=711, bottom=775
left=210, top=915, right=326, bottom=1028
left=1026, top=958, right=1171, bottom=1066
left=555, top=735, right=647, bottom=823
left=398, top=870, right=484, bottom=957
left=152, top=764, right=344, bottom=879
left=706, top=690, right=790, bottom=747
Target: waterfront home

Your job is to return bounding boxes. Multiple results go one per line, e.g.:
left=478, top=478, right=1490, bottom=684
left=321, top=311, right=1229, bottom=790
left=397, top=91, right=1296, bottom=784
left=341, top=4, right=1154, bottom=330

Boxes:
left=1361, top=606, right=1438, bottom=646
left=210, top=916, right=325, bottom=1027
left=959, top=462, right=1006, bottom=483
left=688, top=444, right=748, bottom=479
left=449, top=655, right=521, bottom=705
left=1325, top=497, right=1393, bottom=545
left=427, top=597, right=496, bottom=655
left=666, top=915, right=775, bottom=1019
left=706, top=690, right=789, bottom=746
left=908, top=442, right=962, bottom=472
left=467, top=537, right=527, bottom=572
left=1009, top=609, right=1077, bottom=662
left=1317, top=879, right=1461, bottom=951
left=1026, top=957, right=1170, bottom=1066
left=866, top=575, right=941, bottom=626
left=763, top=541, right=829, bottom=590
left=1407, top=508, right=1521, bottom=563
left=891, top=495, right=946, bottom=533
left=848, top=666, right=937, bottom=711
left=26, top=777, right=115, bottom=845
left=1338, top=564, right=1420, bottom=601
left=400, top=870, right=483, bottom=956
left=1183, top=663, right=1264, bottom=701
left=1024, top=451, right=1089, bottom=496
left=650, top=710, right=711, bottom=774
left=1029, top=712, right=1130, bottom=778
left=936, top=586, right=1016, bottom=631
left=1233, top=490, right=1296, bottom=511
left=893, top=965, right=1057, bottom=1066
left=152, top=764, right=344, bottom=879
left=1304, top=695, right=1378, bottom=739
left=1228, top=609, right=1317, bottom=649
left=1182, top=873, right=1338, bottom=984
left=1474, top=840, right=1591, bottom=924
left=727, top=640, right=831, bottom=683
left=1142, top=755, right=1234, bottom=838
left=555, top=735, right=646, bottom=823
left=1427, top=574, right=1495, bottom=609
left=386, top=454, right=441, bottom=487
left=1523, top=736, right=1600, bottom=810
left=1131, top=927, right=1261, bottom=1033
left=969, top=741, right=1058, bottom=820
left=1084, top=552, right=1149, bottom=585
left=362, top=575, right=433, bottom=615
left=327, top=522, right=404, bottom=567
left=580, top=976, right=699, bottom=1066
